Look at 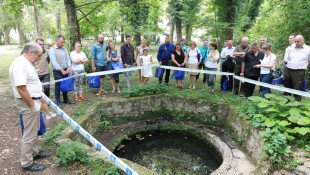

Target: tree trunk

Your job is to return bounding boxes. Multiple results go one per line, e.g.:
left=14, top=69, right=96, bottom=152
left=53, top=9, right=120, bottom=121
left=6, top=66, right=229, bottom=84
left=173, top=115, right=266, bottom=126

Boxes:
left=175, top=17, right=182, bottom=43
left=185, top=25, right=191, bottom=42
left=56, top=11, right=62, bottom=35
left=33, top=2, right=42, bottom=37
left=17, top=22, right=26, bottom=47
left=0, top=33, right=2, bottom=44
left=64, top=0, right=81, bottom=49
left=169, top=21, right=174, bottom=43
left=133, top=32, right=141, bottom=47
left=120, top=26, right=125, bottom=43
left=4, top=29, right=10, bottom=45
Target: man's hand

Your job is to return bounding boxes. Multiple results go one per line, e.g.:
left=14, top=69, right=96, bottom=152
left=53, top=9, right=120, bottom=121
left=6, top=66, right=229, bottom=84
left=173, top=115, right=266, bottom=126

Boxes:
left=66, top=67, right=71, bottom=75
left=159, top=61, right=162, bottom=65
left=60, top=69, right=66, bottom=75
left=240, top=72, right=244, bottom=77
left=31, top=100, right=41, bottom=112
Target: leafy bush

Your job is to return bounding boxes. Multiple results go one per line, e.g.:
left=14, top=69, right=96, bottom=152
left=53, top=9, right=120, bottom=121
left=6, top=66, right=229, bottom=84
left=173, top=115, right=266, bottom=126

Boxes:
left=246, top=94, right=310, bottom=168
left=56, top=141, right=89, bottom=165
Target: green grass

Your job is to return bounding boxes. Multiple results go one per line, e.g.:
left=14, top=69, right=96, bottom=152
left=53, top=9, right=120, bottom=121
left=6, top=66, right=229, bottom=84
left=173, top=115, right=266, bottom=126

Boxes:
left=0, top=45, right=22, bottom=83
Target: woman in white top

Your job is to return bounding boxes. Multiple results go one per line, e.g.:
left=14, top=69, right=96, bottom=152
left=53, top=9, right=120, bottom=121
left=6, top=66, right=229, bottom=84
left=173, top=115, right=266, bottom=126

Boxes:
left=205, top=42, right=220, bottom=92
left=254, top=43, right=276, bottom=97
left=136, top=39, right=148, bottom=84
left=186, top=41, right=202, bottom=89
left=70, top=41, right=88, bottom=102
left=139, top=48, right=153, bottom=85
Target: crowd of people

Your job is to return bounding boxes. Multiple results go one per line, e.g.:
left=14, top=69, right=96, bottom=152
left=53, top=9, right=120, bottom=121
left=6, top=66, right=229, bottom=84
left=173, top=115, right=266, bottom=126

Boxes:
left=8, top=33, right=309, bottom=171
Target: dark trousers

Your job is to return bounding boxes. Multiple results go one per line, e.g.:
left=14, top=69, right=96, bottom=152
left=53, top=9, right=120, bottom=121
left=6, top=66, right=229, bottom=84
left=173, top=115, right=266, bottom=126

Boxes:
left=233, top=64, right=245, bottom=94
left=53, top=69, right=69, bottom=104
left=196, top=63, right=206, bottom=83
left=39, top=73, right=50, bottom=97
left=159, top=60, right=171, bottom=84
left=244, top=76, right=259, bottom=97
left=221, top=59, right=234, bottom=91
left=283, top=67, right=305, bottom=101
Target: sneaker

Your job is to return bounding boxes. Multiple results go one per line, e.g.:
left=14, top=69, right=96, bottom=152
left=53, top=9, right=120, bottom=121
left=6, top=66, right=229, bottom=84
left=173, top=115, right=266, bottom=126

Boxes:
left=22, top=163, right=46, bottom=171
left=116, top=88, right=121, bottom=93
left=111, top=89, right=116, bottom=93
left=46, top=112, right=56, bottom=120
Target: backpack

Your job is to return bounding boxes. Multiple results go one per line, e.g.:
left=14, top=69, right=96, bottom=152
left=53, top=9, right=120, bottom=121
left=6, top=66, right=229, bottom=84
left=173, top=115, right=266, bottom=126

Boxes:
left=188, top=48, right=201, bottom=62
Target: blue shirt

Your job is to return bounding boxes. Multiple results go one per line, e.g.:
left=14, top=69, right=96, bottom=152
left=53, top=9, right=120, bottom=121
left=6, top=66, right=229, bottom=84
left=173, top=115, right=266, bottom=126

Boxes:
left=49, top=45, right=71, bottom=70
left=90, top=42, right=108, bottom=66
left=199, top=45, right=210, bottom=64
left=182, top=45, right=188, bottom=54
left=157, top=43, right=175, bottom=62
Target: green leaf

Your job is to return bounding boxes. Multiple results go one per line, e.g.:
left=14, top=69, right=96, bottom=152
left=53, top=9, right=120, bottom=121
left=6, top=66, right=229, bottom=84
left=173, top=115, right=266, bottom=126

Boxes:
left=265, top=107, right=277, bottom=112
left=265, top=94, right=276, bottom=99
left=279, top=120, right=291, bottom=127
left=294, top=127, right=310, bottom=135
left=248, top=96, right=264, bottom=102
left=279, top=112, right=289, bottom=118
left=285, top=101, right=302, bottom=107
left=287, top=128, right=297, bottom=134
left=265, top=119, right=276, bottom=127
left=297, top=117, right=310, bottom=126
left=257, top=102, right=268, bottom=108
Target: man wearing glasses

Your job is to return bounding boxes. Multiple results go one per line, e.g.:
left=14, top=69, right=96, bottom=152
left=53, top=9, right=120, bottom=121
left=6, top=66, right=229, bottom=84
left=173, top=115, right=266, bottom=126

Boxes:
left=9, top=43, right=49, bottom=171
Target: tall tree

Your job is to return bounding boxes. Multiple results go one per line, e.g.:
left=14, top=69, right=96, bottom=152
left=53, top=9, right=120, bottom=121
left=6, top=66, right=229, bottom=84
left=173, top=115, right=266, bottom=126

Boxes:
left=33, top=1, right=42, bottom=37
left=64, top=0, right=81, bottom=48
left=215, top=0, right=240, bottom=40
left=167, top=0, right=183, bottom=43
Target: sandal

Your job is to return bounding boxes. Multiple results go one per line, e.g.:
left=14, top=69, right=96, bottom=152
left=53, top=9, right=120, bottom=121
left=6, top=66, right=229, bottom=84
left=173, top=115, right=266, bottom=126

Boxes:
left=96, top=90, right=103, bottom=96
left=75, top=96, right=81, bottom=102
left=79, top=95, right=85, bottom=100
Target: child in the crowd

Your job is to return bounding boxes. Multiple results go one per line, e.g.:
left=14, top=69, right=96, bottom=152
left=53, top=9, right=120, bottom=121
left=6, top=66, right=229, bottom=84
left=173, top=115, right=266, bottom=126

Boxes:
left=70, top=41, right=88, bottom=102
left=139, top=49, right=153, bottom=85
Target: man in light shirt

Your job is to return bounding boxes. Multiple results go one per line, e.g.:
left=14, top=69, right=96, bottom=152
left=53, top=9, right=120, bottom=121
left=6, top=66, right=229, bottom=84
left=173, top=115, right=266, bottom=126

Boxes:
left=49, top=35, right=74, bottom=108
left=220, top=40, right=235, bottom=91
left=283, top=35, right=310, bottom=101
left=9, top=43, right=50, bottom=171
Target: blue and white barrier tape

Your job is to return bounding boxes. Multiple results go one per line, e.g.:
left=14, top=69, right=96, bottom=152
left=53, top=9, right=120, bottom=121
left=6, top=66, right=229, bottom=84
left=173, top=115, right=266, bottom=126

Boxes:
left=41, top=94, right=139, bottom=175
left=42, top=64, right=309, bottom=98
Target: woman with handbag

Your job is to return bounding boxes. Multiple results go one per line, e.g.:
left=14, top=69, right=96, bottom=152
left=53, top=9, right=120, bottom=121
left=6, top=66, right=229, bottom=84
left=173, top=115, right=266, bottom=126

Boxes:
left=106, top=41, right=121, bottom=93
left=171, top=43, right=187, bottom=89
left=254, top=43, right=276, bottom=97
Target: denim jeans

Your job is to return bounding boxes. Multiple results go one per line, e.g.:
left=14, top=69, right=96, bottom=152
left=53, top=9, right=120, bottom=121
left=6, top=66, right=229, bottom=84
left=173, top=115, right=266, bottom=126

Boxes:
left=124, top=65, right=133, bottom=88
left=205, top=67, right=217, bottom=87
left=261, top=74, right=272, bottom=98
left=53, top=69, right=69, bottom=104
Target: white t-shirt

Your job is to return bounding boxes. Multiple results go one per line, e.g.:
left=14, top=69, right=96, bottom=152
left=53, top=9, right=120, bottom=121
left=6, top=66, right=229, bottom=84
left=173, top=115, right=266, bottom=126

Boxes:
left=261, top=53, right=276, bottom=74
left=140, top=55, right=152, bottom=66
left=205, top=50, right=220, bottom=68
left=188, top=48, right=200, bottom=64
left=70, top=51, right=87, bottom=71
left=286, top=44, right=310, bottom=69
left=9, top=55, right=43, bottom=98
left=220, top=47, right=235, bottom=58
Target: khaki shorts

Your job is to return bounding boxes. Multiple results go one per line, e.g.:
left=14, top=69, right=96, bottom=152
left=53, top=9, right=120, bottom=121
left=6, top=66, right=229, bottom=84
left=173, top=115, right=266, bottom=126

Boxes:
left=188, top=64, right=198, bottom=75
